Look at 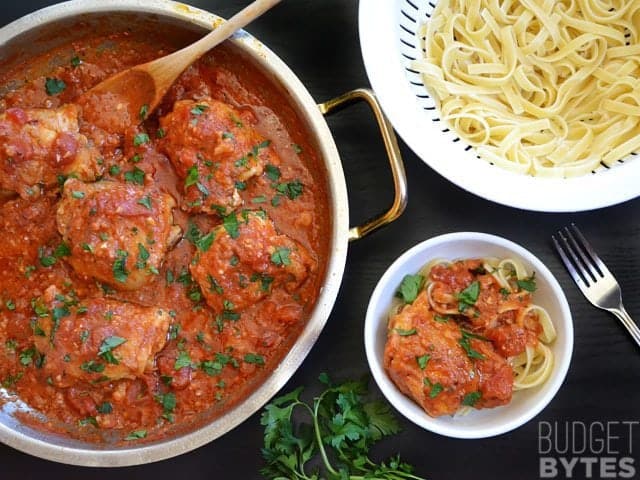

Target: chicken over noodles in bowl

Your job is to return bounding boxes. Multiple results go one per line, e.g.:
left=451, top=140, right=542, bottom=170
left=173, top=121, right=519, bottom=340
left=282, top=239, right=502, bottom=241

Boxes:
left=365, top=232, right=573, bottom=439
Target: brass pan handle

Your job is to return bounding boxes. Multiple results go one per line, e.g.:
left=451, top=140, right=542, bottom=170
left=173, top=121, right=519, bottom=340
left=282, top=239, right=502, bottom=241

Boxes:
left=318, top=88, right=408, bottom=242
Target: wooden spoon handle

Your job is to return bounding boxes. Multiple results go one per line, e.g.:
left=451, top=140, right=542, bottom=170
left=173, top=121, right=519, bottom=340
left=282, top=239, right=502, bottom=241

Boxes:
left=154, top=0, right=282, bottom=76
left=187, top=0, right=282, bottom=59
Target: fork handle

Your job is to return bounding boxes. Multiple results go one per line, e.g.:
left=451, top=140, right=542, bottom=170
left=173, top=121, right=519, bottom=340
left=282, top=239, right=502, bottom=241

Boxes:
left=610, top=305, right=640, bottom=348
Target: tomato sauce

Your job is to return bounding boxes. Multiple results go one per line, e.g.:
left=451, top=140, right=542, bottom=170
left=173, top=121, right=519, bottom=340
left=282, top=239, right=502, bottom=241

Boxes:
left=0, top=31, right=330, bottom=442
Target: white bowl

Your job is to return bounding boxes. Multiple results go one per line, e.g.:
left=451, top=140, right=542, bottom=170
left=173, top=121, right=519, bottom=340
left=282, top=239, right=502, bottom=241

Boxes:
left=364, top=232, right=573, bottom=439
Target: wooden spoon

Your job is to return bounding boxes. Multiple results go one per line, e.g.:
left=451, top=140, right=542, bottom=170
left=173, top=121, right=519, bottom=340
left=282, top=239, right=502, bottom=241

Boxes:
left=79, top=0, right=281, bottom=133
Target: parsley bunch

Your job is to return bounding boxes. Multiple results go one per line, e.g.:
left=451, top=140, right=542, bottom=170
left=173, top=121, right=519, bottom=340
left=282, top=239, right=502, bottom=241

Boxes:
left=260, top=374, right=426, bottom=480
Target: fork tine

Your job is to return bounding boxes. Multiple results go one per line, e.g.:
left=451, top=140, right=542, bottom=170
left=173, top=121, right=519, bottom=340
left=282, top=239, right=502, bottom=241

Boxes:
left=568, top=223, right=614, bottom=278
left=552, top=233, right=590, bottom=290
left=561, top=226, right=600, bottom=282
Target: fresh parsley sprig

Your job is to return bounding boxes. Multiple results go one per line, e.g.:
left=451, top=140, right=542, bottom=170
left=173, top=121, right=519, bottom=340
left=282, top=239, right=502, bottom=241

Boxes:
left=260, top=374, right=426, bottom=480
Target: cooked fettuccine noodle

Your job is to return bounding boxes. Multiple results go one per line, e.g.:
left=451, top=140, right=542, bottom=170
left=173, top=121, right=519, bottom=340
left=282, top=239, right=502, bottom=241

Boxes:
left=413, top=0, right=640, bottom=177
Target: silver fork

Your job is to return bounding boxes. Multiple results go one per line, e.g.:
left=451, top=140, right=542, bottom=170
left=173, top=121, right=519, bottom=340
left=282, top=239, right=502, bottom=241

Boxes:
left=552, top=223, right=640, bottom=348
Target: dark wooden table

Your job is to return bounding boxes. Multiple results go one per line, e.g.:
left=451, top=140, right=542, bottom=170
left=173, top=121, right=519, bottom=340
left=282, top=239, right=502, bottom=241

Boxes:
left=2, top=1, right=640, bottom=479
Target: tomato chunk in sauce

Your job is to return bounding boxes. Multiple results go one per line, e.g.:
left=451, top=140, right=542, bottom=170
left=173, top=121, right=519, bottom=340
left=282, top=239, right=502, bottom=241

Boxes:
left=0, top=33, right=329, bottom=442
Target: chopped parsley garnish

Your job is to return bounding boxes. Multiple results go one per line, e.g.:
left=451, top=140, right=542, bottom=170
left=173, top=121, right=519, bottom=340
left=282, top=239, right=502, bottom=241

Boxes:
left=124, top=167, right=145, bottom=185
left=51, top=306, right=70, bottom=342
left=265, top=164, right=281, bottom=182
left=19, top=347, right=37, bottom=366
left=244, top=353, right=265, bottom=365
left=1, top=372, right=23, bottom=388
left=113, top=250, right=129, bottom=283
left=251, top=273, right=274, bottom=292
left=499, top=287, right=510, bottom=299
left=156, top=128, right=166, bottom=138
left=97, top=402, right=113, bottom=414
left=293, top=143, right=303, bottom=154
left=396, top=274, right=424, bottom=304
left=31, top=299, right=48, bottom=317
left=457, top=280, right=480, bottom=312
left=155, top=392, right=176, bottom=422
left=70, top=55, right=82, bottom=67
left=39, top=254, right=56, bottom=267
left=516, top=273, right=537, bottom=292
left=45, top=77, right=66, bottom=95
left=270, top=247, right=291, bottom=266
left=394, top=328, right=417, bottom=336
left=78, top=417, right=98, bottom=427
left=98, top=336, right=127, bottom=364
left=200, top=353, right=237, bottom=376
left=252, top=195, right=267, bottom=204
left=235, top=181, right=246, bottom=191
left=222, top=300, right=240, bottom=321
left=235, top=156, right=248, bottom=168
left=81, top=360, right=105, bottom=373
left=428, top=382, right=443, bottom=398
left=185, top=165, right=199, bottom=188
left=195, top=231, right=215, bottom=252
left=71, top=191, right=85, bottom=199
left=191, top=104, right=209, bottom=115
left=275, top=180, right=303, bottom=200
left=462, top=391, right=482, bottom=407
left=137, top=195, right=152, bottom=210
left=176, top=268, right=193, bottom=285
left=207, top=275, right=224, bottom=294
left=133, top=133, right=150, bottom=146
left=230, top=255, right=239, bottom=267
left=174, top=351, right=194, bottom=370
left=5, top=299, right=15, bottom=311
left=223, top=214, right=240, bottom=239
left=125, top=430, right=147, bottom=440
left=136, top=243, right=150, bottom=269
left=188, top=288, right=202, bottom=303
left=416, top=354, right=430, bottom=370
left=271, top=195, right=282, bottom=207
left=109, top=165, right=121, bottom=176
left=185, top=221, right=203, bottom=244
left=139, top=104, right=149, bottom=121
left=469, top=266, right=487, bottom=275
left=434, top=315, right=449, bottom=323
left=54, top=242, right=71, bottom=258
left=32, top=322, right=46, bottom=337
left=24, top=265, right=36, bottom=278
left=168, top=323, right=180, bottom=340
left=458, top=330, right=486, bottom=360
left=222, top=131, right=235, bottom=140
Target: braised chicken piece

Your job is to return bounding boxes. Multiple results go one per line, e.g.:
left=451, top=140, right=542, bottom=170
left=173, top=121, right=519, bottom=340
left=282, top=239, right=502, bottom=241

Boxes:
left=0, top=194, right=57, bottom=260
left=56, top=178, right=181, bottom=290
left=0, top=105, right=102, bottom=198
left=384, top=290, right=513, bottom=417
left=159, top=98, right=279, bottom=215
left=190, top=211, right=316, bottom=313
left=33, top=287, right=171, bottom=387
